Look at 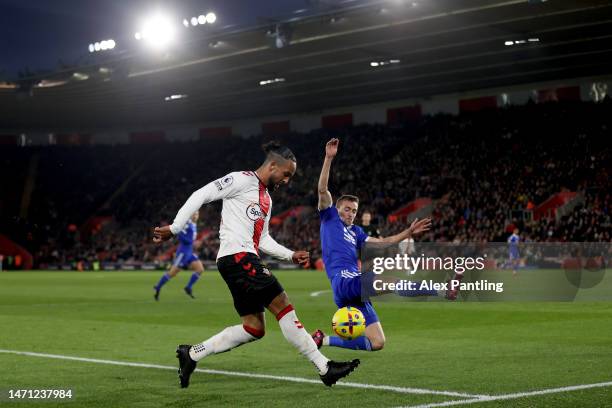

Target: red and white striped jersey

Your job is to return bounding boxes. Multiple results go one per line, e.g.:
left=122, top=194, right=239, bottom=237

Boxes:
left=170, top=171, right=294, bottom=261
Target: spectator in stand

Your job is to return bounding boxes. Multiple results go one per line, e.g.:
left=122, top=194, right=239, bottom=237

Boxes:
left=0, top=100, right=609, bottom=267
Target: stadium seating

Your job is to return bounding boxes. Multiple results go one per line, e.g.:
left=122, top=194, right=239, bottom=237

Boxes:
left=0, top=100, right=609, bottom=268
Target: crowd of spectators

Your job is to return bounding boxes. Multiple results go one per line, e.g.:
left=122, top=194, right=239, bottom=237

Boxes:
left=0, top=100, right=609, bottom=268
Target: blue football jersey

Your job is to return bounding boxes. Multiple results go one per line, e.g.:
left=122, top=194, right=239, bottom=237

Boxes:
left=319, top=206, right=369, bottom=280
left=508, top=233, right=519, bottom=254
left=177, top=221, right=197, bottom=252
left=508, top=233, right=519, bottom=245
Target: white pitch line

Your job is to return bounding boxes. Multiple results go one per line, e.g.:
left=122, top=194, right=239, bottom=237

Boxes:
left=398, top=381, right=612, bottom=408
left=310, top=289, right=331, bottom=297
left=0, top=349, right=484, bottom=398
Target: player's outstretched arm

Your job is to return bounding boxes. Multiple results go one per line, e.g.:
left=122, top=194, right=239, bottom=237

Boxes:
left=318, top=138, right=339, bottom=210
left=152, top=173, right=240, bottom=244
left=368, top=217, right=432, bottom=244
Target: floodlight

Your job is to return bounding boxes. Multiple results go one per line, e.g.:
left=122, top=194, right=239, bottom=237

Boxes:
left=206, top=12, right=216, bottom=24
left=139, top=14, right=176, bottom=49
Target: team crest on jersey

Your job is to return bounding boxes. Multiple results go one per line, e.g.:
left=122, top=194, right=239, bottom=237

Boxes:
left=262, top=267, right=271, bottom=276
left=214, top=175, right=234, bottom=191
left=246, top=203, right=265, bottom=221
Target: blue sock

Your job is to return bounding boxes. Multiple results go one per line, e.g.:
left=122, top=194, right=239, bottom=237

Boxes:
left=186, top=272, right=200, bottom=290
left=154, top=273, right=171, bottom=290
left=328, top=336, right=373, bottom=351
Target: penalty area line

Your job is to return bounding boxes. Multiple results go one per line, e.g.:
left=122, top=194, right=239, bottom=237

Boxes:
left=0, top=349, right=485, bottom=398
left=397, top=380, right=612, bottom=408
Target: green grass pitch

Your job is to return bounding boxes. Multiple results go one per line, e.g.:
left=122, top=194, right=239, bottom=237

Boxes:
left=1, top=270, right=611, bottom=407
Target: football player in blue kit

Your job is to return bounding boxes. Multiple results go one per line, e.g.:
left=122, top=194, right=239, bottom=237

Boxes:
left=154, top=211, right=205, bottom=300
left=508, top=228, right=520, bottom=276
left=312, top=138, right=439, bottom=352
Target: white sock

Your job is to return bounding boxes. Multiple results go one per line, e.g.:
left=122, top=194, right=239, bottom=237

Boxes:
left=189, top=324, right=262, bottom=362
left=277, top=305, right=329, bottom=375
left=322, top=336, right=330, bottom=346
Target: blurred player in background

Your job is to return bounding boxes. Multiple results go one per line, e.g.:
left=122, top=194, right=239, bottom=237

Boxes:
left=312, top=138, right=437, bottom=353
left=153, top=141, right=359, bottom=389
left=359, top=211, right=380, bottom=238
left=508, top=228, right=520, bottom=276
left=153, top=211, right=205, bottom=301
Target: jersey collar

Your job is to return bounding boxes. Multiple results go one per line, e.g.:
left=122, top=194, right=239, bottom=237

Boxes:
left=253, top=170, right=268, bottom=189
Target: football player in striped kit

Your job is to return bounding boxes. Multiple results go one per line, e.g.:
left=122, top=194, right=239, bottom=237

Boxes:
left=153, top=141, right=359, bottom=389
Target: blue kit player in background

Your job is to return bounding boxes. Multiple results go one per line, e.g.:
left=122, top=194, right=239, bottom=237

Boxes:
left=154, top=211, right=205, bottom=300
left=311, top=138, right=435, bottom=352
left=508, top=228, right=520, bottom=276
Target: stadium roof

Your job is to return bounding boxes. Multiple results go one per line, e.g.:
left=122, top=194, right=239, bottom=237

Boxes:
left=2, top=0, right=612, bottom=129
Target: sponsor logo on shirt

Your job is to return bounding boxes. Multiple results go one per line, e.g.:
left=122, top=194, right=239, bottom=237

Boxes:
left=246, top=203, right=265, bottom=221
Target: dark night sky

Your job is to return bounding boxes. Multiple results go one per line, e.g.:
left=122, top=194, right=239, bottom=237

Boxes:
left=0, top=0, right=363, bottom=80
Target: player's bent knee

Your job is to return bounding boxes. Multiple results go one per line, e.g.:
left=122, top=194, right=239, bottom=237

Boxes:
left=370, top=340, right=385, bottom=351
left=192, top=261, right=205, bottom=273
left=267, top=292, right=291, bottom=315
left=368, top=336, right=385, bottom=351
left=274, top=291, right=290, bottom=306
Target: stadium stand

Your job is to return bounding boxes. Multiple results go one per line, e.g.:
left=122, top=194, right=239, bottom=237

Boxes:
left=0, top=100, right=609, bottom=269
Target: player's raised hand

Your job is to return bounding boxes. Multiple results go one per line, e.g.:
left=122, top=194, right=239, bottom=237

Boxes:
left=407, top=217, right=432, bottom=236
left=325, top=138, right=339, bottom=159
left=153, top=225, right=173, bottom=243
left=292, top=250, right=310, bottom=266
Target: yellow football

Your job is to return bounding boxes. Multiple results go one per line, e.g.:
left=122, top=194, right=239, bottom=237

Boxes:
left=331, top=306, right=366, bottom=340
